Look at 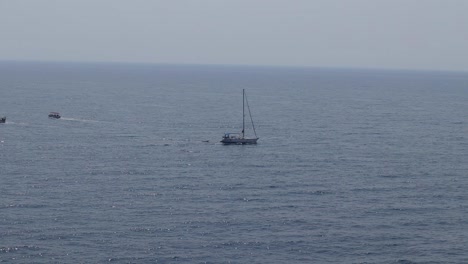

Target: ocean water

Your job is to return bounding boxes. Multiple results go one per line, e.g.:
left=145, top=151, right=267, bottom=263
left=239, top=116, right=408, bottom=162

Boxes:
left=1, top=61, right=468, bottom=263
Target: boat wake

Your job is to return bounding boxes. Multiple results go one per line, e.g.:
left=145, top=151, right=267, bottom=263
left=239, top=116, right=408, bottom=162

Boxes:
left=138, top=138, right=216, bottom=147
left=60, top=117, right=100, bottom=123
left=1, top=121, right=29, bottom=126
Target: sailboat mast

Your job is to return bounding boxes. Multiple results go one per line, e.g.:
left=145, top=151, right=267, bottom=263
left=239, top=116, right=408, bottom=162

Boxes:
left=245, top=92, right=258, bottom=139
left=242, top=89, right=245, bottom=138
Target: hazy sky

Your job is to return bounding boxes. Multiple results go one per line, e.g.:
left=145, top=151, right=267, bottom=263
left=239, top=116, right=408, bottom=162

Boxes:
left=1, top=0, right=467, bottom=71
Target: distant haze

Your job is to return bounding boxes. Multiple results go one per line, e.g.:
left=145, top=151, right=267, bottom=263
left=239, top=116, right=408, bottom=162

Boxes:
left=1, top=0, right=467, bottom=71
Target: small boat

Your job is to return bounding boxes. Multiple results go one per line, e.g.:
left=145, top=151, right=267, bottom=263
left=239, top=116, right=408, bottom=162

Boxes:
left=0, top=116, right=5, bottom=123
left=48, top=112, right=61, bottom=119
left=221, top=89, right=259, bottom=144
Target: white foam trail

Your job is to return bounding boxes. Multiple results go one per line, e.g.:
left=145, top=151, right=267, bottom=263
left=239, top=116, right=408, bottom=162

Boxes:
left=1, top=121, right=29, bottom=126
left=60, top=117, right=100, bottom=123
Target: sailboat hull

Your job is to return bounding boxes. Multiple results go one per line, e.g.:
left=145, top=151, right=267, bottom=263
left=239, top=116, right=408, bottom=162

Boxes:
left=221, top=138, right=258, bottom=144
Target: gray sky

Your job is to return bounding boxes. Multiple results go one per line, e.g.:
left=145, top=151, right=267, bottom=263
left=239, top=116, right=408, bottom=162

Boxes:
left=1, top=0, right=467, bottom=71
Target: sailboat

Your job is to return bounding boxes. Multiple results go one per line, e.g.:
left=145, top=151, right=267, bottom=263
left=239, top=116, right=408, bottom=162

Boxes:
left=221, top=89, right=259, bottom=144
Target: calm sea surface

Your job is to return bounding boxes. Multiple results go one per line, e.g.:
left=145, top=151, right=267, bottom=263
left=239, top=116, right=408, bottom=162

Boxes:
left=1, top=62, right=468, bottom=263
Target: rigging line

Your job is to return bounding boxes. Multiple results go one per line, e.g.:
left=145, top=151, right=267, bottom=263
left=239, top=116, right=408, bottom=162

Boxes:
left=244, top=91, right=258, bottom=138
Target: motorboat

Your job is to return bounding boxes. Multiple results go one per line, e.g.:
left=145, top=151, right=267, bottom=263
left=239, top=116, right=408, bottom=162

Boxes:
left=48, top=112, right=61, bottom=119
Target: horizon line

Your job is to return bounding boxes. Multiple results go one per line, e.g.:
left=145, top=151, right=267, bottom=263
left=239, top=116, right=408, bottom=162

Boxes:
left=1, top=59, right=467, bottom=74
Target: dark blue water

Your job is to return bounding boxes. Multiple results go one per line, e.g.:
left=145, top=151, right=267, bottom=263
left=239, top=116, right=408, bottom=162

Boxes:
left=1, top=62, right=468, bottom=263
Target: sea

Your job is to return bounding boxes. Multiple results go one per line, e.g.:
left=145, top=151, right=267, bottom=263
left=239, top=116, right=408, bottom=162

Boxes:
left=1, top=61, right=467, bottom=263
